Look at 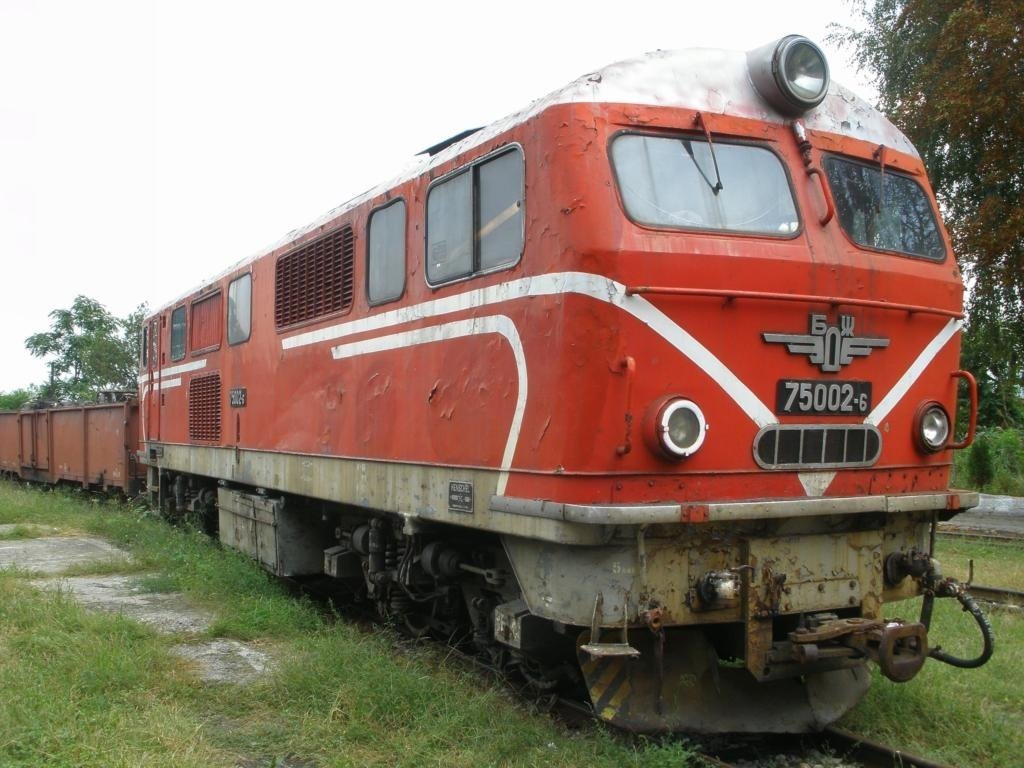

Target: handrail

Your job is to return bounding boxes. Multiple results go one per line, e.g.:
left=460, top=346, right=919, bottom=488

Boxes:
left=624, top=285, right=964, bottom=319
left=805, top=165, right=836, bottom=226
left=948, top=370, right=978, bottom=450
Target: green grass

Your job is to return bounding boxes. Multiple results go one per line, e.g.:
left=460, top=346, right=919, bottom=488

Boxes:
left=52, top=556, right=148, bottom=578
left=0, top=523, right=56, bottom=540
left=0, top=482, right=698, bottom=768
left=839, top=597, right=1023, bottom=768
left=0, top=573, right=228, bottom=767
left=2, top=480, right=1020, bottom=767
left=839, top=534, right=1024, bottom=767
left=934, top=535, right=1024, bottom=590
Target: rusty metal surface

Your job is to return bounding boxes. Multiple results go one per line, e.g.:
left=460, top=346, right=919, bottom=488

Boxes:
left=577, top=629, right=870, bottom=733
left=152, top=442, right=607, bottom=546
left=217, top=487, right=334, bottom=577
left=491, top=492, right=978, bottom=525
left=0, top=402, right=142, bottom=492
left=0, top=412, right=18, bottom=473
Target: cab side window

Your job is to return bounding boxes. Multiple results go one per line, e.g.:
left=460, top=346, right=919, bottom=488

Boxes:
left=228, top=274, right=252, bottom=345
left=367, top=200, right=407, bottom=305
left=170, top=306, right=187, bottom=361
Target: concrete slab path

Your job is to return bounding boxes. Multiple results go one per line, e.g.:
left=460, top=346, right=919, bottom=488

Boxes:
left=0, top=531, right=271, bottom=684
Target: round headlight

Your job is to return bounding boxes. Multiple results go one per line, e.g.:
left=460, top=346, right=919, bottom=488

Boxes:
left=747, top=34, right=830, bottom=115
left=778, top=37, right=829, bottom=107
left=656, top=398, right=707, bottom=459
left=916, top=403, right=950, bottom=453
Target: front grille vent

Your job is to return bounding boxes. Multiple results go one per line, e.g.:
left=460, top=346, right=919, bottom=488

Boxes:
left=274, top=225, right=355, bottom=329
left=188, top=373, right=222, bottom=442
left=754, top=424, right=881, bottom=470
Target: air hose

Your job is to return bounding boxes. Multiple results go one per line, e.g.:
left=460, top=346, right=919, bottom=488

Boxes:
left=920, top=577, right=995, bottom=669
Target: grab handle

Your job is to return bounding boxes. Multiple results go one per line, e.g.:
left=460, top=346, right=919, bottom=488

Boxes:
left=805, top=166, right=836, bottom=226
left=948, top=370, right=978, bottom=450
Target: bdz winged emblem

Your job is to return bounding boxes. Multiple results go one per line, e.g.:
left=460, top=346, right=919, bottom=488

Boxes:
left=763, top=313, right=889, bottom=373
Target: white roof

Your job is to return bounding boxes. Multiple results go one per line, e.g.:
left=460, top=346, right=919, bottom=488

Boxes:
left=157, top=46, right=915, bottom=312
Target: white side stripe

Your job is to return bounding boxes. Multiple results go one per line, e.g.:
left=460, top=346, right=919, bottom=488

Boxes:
left=285, top=271, right=776, bottom=429
left=139, top=360, right=206, bottom=439
left=137, top=358, right=207, bottom=385
left=331, top=316, right=527, bottom=495
left=866, top=319, right=962, bottom=427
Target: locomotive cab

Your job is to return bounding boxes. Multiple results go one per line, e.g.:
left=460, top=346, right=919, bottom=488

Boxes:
left=482, top=35, right=986, bottom=731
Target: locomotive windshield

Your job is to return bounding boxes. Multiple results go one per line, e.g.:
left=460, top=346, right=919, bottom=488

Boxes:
left=610, top=134, right=799, bottom=235
left=824, top=156, right=945, bottom=260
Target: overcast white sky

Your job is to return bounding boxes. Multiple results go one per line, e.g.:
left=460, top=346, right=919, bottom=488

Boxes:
left=0, top=0, right=873, bottom=392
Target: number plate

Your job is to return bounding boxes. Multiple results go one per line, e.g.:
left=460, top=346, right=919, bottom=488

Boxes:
left=776, top=380, right=872, bottom=416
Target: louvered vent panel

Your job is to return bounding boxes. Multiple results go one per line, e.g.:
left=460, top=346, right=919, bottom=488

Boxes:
left=189, top=373, right=222, bottom=442
left=190, top=292, right=222, bottom=350
left=754, top=424, right=881, bottom=470
left=274, top=225, right=354, bottom=328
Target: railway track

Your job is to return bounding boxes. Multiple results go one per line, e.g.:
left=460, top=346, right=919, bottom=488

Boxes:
left=937, top=524, right=1024, bottom=543
left=694, top=725, right=956, bottom=768
left=966, top=584, right=1024, bottom=609
left=286, top=575, right=958, bottom=768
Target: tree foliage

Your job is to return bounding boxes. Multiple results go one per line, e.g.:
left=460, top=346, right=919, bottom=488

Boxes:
left=0, top=389, right=34, bottom=411
left=25, top=296, right=148, bottom=403
left=834, top=0, right=1024, bottom=426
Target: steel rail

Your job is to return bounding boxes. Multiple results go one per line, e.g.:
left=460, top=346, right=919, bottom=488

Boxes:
left=697, top=727, right=957, bottom=768
left=937, top=524, right=1024, bottom=543
left=819, top=726, right=957, bottom=768
left=965, top=584, right=1024, bottom=608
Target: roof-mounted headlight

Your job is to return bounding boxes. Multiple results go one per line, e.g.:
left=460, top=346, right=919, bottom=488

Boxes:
left=747, top=34, right=830, bottom=115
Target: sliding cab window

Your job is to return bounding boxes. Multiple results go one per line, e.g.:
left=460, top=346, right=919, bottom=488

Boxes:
left=170, top=306, right=187, bottom=361
left=824, top=156, right=945, bottom=261
left=610, top=133, right=800, bottom=236
left=426, top=147, right=524, bottom=285
left=228, top=273, right=252, bottom=345
left=367, top=200, right=406, bottom=305
left=140, top=324, right=148, bottom=369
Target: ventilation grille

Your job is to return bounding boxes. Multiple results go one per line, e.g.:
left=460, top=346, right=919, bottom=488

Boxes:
left=754, top=424, right=881, bottom=470
left=191, top=292, right=222, bottom=351
left=274, top=225, right=354, bottom=329
left=188, top=373, right=222, bottom=442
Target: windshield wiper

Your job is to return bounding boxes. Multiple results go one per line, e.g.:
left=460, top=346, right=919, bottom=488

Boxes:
left=685, top=112, right=724, bottom=195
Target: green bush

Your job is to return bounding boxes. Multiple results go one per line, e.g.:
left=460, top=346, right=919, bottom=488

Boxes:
left=951, top=428, right=1024, bottom=495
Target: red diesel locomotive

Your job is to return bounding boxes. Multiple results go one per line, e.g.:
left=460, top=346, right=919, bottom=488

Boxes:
left=19, top=35, right=994, bottom=732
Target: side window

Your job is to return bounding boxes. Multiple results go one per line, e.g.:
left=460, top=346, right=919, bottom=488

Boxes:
left=367, top=200, right=407, bottom=305
left=426, top=147, right=524, bottom=285
left=478, top=150, right=525, bottom=270
left=228, top=274, right=252, bottom=345
left=427, top=171, right=472, bottom=283
left=190, top=292, right=222, bottom=352
left=140, top=325, right=148, bottom=369
left=170, top=306, right=187, bottom=361
left=150, top=320, right=157, bottom=368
